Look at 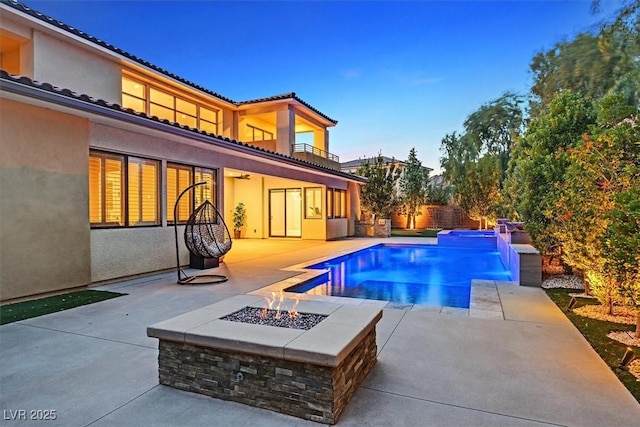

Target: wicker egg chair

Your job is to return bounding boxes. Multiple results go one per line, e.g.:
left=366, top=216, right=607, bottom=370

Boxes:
left=174, top=182, right=232, bottom=285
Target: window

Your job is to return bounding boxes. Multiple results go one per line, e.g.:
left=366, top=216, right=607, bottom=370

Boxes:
left=89, top=151, right=159, bottom=227
left=149, top=87, right=175, bottom=122
left=128, top=157, right=160, bottom=226
left=246, top=124, right=274, bottom=142
left=166, top=165, right=216, bottom=224
left=305, top=187, right=322, bottom=219
left=200, top=107, right=219, bottom=134
left=89, top=152, right=125, bottom=226
left=121, top=75, right=220, bottom=134
left=167, top=164, right=193, bottom=223
left=326, top=188, right=346, bottom=219
left=334, top=189, right=346, bottom=218
left=122, top=76, right=146, bottom=112
left=194, top=167, right=215, bottom=207
left=175, top=98, right=197, bottom=128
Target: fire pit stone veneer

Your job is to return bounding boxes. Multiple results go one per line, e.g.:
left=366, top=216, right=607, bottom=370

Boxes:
left=147, top=295, right=382, bottom=424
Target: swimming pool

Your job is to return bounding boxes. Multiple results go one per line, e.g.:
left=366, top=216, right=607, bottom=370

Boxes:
left=285, top=244, right=512, bottom=308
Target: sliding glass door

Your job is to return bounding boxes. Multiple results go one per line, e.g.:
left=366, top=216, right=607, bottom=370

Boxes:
left=269, top=189, right=301, bottom=237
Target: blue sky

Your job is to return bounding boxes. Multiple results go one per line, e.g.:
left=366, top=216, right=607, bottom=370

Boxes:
left=27, top=0, right=613, bottom=173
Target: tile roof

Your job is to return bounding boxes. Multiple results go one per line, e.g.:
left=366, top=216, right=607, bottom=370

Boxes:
left=340, top=156, right=406, bottom=169
left=238, top=92, right=337, bottom=125
left=0, top=69, right=363, bottom=182
left=1, top=0, right=337, bottom=123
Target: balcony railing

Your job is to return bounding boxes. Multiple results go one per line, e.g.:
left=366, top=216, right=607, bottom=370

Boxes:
left=291, top=143, right=340, bottom=170
left=292, top=143, right=339, bottom=162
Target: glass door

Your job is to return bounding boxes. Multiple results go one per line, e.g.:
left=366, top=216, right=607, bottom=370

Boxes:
left=269, top=189, right=301, bottom=237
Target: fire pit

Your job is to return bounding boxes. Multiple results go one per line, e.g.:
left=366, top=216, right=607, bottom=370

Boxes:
left=147, top=294, right=382, bottom=424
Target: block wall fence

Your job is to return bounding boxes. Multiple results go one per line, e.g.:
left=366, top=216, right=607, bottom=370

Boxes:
left=391, top=205, right=480, bottom=230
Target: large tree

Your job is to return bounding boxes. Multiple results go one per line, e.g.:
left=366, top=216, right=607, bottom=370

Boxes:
left=398, top=148, right=430, bottom=229
left=554, top=95, right=639, bottom=321
left=507, top=91, right=596, bottom=256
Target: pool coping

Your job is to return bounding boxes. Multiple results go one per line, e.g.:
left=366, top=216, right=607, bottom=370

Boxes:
left=248, top=242, right=516, bottom=319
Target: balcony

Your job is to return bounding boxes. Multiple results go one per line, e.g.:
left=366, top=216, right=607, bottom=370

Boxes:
left=292, top=143, right=340, bottom=170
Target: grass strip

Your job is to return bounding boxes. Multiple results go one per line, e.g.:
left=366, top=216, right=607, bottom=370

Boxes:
left=0, top=290, right=126, bottom=325
left=545, top=288, right=639, bottom=402
left=390, top=229, right=441, bottom=238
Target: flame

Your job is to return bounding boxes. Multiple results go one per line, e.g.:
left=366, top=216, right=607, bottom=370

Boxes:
left=289, top=297, right=299, bottom=319
left=261, top=291, right=299, bottom=320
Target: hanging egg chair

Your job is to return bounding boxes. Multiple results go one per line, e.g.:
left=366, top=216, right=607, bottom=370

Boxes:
left=174, top=182, right=232, bottom=285
left=184, top=200, right=232, bottom=259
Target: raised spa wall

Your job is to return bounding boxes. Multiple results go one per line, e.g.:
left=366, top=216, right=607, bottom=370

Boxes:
left=437, top=229, right=542, bottom=287
left=496, top=230, right=542, bottom=287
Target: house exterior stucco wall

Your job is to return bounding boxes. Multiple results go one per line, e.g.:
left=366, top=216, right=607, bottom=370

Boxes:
left=90, top=227, right=186, bottom=283
left=0, top=99, right=91, bottom=301
left=32, top=31, right=121, bottom=104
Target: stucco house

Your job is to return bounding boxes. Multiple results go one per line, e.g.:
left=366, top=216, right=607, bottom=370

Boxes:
left=0, top=0, right=366, bottom=301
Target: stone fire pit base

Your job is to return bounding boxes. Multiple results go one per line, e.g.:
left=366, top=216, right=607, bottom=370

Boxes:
left=147, top=295, right=382, bottom=424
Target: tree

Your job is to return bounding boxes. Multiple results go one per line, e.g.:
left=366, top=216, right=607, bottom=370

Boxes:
left=425, top=182, right=450, bottom=206
left=440, top=93, right=525, bottom=225
left=603, top=187, right=640, bottom=337
left=398, top=148, right=430, bottom=229
left=530, top=1, right=640, bottom=115
left=509, top=91, right=595, bottom=257
left=554, top=95, right=639, bottom=318
left=356, top=153, right=401, bottom=219
left=463, top=92, right=525, bottom=178
left=454, top=155, right=503, bottom=229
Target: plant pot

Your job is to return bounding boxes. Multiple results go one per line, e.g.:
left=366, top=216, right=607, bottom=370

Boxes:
left=234, top=230, right=241, bottom=239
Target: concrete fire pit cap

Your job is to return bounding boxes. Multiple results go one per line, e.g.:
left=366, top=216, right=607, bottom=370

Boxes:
left=147, top=294, right=383, bottom=367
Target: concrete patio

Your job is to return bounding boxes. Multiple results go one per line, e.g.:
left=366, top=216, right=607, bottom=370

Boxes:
left=1, top=238, right=639, bottom=426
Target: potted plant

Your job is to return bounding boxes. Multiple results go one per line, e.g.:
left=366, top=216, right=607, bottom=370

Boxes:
left=233, top=202, right=246, bottom=239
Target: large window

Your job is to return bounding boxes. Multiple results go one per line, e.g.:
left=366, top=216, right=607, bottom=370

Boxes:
left=89, top=152, right=125, bottom=226
left=90, top=151, right=217, bottom=228
left=166, top=164, right=216, bottom=224
left=122, top=76, right=220, bottom=134
left=89, top=151, right=159, bottom=227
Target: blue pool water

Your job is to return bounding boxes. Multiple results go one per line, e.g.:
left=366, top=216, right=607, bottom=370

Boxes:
left=285, top=244, right=511, bottom=308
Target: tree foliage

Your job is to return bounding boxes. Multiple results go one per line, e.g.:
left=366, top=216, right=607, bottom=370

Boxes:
left=438, top=0, right=640, bottom=331
left=356, top=153, right=401, bottom=219
left=440, top=93, right=525, bottom=226
left=507, top=91, right=596, bottom=255
left=398, top=148, right=430, bottom=228
left=553, top=95, right=639, bottom=319
left=454, top=155, right=503, bottom=229
left=463, top=92, right=524, bottom=177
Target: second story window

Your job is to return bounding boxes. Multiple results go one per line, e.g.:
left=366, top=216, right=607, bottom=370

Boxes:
left=122, top=76, right=219, bottom=134
left=246, top=124, right=274, bottom=142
